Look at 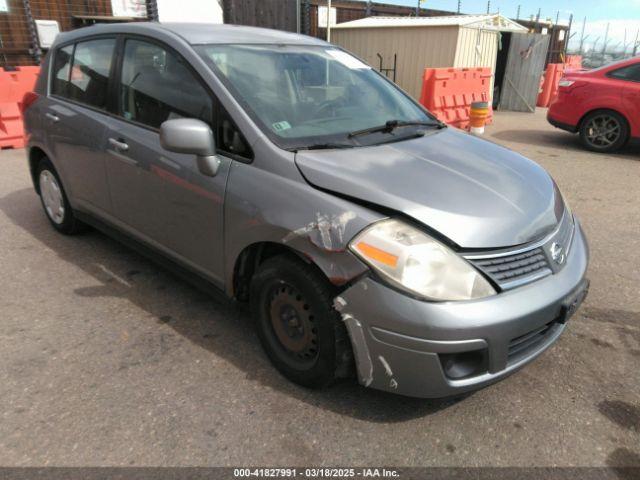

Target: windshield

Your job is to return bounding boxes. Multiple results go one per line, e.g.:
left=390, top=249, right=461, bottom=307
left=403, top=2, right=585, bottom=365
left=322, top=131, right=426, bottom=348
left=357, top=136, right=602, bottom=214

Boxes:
left=196, top=44, right=436, bottom=150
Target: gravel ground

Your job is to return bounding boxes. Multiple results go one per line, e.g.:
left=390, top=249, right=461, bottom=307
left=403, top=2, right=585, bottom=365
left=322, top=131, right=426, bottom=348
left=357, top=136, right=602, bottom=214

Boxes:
left=0, top=108, right=638, bottom=468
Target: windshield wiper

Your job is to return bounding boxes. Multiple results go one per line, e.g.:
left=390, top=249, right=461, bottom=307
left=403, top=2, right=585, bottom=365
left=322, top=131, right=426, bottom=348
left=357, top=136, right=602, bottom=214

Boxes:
left=348, top=119, right=445, bottom=138
left=294, top=142, right=356, bottom=151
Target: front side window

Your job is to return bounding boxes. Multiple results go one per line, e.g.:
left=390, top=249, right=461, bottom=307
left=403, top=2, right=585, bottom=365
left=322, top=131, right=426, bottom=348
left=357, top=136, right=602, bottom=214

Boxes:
left=197, top=44, right=434, bottom=150
left=119, top=39, right=213, bottom=129
left=609, top=63, right=640, bottom=82
left=67, top=38, right=115, bottom=109
left=51, top=44, right=74, bottom=97
left=218, top=107, right=251, bottom=158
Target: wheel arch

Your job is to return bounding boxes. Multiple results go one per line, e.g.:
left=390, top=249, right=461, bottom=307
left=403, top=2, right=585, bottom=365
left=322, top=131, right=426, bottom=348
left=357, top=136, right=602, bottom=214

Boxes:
left=231, top=240, right=364, bottom=302
left=28, top=145, right=49, bottom=193
left=232, top=241, right=311, bottom=301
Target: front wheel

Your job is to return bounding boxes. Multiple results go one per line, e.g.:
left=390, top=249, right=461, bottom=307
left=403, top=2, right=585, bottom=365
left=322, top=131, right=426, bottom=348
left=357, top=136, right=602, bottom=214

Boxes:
left=250, top=255, right=354, bottom=388
left=579, top=110, right=629, bottom=153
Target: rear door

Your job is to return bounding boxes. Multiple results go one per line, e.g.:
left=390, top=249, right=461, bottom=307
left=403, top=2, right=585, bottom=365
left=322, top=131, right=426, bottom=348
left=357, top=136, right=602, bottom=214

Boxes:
left=103, top=36, right=252, bottom=285
left=46, top=37, right=117, bottom=215
left=608, top=62, right=640, bottom=138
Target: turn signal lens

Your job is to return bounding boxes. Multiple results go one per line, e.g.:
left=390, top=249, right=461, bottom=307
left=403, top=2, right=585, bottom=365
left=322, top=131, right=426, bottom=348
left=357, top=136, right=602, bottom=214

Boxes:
left=354, top=242, right=398, bottom=267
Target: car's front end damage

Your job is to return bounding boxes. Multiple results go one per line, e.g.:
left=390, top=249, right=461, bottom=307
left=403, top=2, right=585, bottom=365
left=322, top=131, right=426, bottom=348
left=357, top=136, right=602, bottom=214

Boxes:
left=334, top=214, right=589, bottom=398
left=291, top=129, right=590, bottom=398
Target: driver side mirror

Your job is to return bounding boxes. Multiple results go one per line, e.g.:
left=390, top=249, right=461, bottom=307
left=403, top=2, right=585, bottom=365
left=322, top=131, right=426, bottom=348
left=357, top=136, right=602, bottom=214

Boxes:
left=159, top=118, right=220, bottom=177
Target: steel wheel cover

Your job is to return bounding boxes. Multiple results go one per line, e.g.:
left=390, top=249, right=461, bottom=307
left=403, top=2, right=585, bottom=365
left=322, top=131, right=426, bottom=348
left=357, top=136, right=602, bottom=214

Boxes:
left=268, top=283, right=319, bottom=363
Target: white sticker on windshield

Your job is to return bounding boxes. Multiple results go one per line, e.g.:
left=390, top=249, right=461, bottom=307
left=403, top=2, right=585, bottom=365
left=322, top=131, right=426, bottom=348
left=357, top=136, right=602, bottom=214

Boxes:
left=272, top=121, right=291, bottom=132
left=326, top=49, right=371, bottom=70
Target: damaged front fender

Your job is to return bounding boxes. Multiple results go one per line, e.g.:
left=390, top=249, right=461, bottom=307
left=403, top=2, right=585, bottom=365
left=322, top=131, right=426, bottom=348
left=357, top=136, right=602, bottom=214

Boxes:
left=223, top=140, right=385, bottom=296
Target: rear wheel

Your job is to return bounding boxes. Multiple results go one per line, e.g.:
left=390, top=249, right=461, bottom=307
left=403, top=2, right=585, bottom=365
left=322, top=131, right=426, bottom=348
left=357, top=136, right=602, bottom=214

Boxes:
left=36, top=159, right=85, bottom=234
left=250, top=255, right=354, bottom=388
left=579, top=110, right=629, bottom=153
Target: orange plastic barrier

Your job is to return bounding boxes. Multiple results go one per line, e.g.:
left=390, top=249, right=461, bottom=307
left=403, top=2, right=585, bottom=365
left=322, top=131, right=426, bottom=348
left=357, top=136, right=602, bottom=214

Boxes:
left=419, top=67, right=493, bottom=130
left=536, top=63, right=565, bottom=108
left=0, top=103, right=26, bottom=149
left=564, top=55, right=583, bottom=71
left=0, top=66, right=40, bottom=149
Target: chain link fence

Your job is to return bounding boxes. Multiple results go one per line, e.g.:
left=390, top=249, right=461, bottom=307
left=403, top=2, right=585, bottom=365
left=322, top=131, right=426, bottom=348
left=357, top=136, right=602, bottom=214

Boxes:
left=0, top=0, right=151, bottom=67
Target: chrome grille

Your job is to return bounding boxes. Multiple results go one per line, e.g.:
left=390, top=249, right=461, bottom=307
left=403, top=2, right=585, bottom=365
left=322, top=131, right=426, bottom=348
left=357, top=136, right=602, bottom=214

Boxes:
left=465, top=212, right=575, bottom=290
left=469, top=248, right=552, bottom=288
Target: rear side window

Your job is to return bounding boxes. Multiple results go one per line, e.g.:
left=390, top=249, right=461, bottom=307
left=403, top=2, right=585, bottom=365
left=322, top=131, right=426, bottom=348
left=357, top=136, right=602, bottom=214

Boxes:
left=67, top=39, right=115, bottom=110
left=609, top=64, right=640, bottom=82
left=119, top=39, right=213, bottom=129
left=51, top=45, right=74, bottom=97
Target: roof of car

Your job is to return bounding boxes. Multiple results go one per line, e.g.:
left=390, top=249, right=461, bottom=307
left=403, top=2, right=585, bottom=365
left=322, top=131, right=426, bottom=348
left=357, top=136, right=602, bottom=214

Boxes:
left=55, top=22, right=327, bottom=46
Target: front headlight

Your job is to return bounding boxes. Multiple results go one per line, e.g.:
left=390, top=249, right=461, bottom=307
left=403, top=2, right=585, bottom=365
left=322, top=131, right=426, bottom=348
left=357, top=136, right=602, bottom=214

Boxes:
left=349, top=219, right=496, bottom=301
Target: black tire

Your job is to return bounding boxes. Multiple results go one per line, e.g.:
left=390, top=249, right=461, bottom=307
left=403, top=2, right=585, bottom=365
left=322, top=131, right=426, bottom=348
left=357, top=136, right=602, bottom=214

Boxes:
left=250, top=254, right=354, bottom=388
left=579, top=110, right=629, bottom=153
left=36, top=158, right=85, bottom=235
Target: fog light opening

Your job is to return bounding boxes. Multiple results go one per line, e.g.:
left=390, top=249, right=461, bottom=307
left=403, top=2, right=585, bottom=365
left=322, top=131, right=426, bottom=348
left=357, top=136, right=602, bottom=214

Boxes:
left=439, top=349, right=487, bottom=380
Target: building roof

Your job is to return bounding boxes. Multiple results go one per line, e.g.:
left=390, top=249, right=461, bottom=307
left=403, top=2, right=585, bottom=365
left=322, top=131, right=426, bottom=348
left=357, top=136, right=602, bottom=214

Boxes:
left=333, top=14, right=528, bottom=33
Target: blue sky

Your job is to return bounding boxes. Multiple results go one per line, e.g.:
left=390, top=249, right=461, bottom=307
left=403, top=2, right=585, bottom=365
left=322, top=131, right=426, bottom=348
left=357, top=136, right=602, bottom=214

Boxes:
left=354, top=1, right=640, bottom=51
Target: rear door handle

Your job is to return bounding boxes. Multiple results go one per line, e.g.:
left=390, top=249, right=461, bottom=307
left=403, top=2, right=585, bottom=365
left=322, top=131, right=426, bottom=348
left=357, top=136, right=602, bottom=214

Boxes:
left=108, top=137, right=129, bottom=152
left=45, top=112, right=59, bottom=123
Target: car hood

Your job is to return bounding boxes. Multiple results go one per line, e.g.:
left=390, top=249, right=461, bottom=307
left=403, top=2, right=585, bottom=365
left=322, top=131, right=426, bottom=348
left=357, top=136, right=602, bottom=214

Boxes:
left=295, top=128, right=564, bottom=249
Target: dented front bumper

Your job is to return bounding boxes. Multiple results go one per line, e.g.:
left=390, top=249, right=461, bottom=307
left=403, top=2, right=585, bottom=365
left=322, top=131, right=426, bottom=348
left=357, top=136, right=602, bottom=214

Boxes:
left=337, top=221, right=589, bottom=399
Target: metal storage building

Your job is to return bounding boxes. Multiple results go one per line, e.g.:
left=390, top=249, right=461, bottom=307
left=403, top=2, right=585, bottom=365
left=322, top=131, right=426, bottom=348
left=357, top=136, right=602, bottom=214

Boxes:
left=331, top=14, right=527, bottom=100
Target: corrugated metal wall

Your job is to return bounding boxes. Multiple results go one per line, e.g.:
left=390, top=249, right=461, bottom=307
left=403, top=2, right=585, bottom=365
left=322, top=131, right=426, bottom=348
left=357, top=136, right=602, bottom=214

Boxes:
left=223, top=0, right=299, bottom=33
left=308, top=0, right=455, bottom=40
left=331, top=26, right=459, bottom=99
left=454, top=28, right=498, bottom=71
left=454, top=27, right=499, bottom=99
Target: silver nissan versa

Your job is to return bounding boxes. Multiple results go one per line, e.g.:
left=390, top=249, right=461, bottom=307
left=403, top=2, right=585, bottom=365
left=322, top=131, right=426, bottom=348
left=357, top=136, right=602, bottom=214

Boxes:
left=24, top=23, right=589, bottom=398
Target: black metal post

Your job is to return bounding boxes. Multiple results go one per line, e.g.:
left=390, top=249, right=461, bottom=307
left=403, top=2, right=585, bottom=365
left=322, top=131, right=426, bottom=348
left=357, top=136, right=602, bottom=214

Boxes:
left=565, top=14, right=573, bottom=59
left=301, top=0, right=310, bottom=35
left=21, top=0, right=41, bottom=65
left=578, top=17, right=586, bottom=54
left=146, top=0, right=159, bottom=21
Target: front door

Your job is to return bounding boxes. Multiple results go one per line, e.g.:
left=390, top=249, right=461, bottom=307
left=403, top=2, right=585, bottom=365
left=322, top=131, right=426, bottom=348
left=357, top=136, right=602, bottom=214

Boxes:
left=103, top=37, right=241, bottom=285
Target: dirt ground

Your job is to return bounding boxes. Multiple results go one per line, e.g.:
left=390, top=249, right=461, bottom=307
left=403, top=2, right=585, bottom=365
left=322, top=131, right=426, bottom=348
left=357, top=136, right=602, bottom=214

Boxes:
left=0, top=108, right=638, bottom=468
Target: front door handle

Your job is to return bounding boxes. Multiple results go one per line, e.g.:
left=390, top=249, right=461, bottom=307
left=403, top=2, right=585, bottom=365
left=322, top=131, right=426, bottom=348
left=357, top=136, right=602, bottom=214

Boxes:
left=45, top=112, right=59, bottom=123
left=108, top=138, right=129, bottom=152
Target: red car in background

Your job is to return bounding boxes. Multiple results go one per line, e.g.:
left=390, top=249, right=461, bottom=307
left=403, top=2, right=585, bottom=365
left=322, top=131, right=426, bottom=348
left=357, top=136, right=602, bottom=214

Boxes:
left=547, top=57, right=640, bottom=153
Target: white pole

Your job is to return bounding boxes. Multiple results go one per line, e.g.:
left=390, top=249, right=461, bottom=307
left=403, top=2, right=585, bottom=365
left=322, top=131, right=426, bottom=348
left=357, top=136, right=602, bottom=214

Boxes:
left=327, top=0, right=332, bottom=42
